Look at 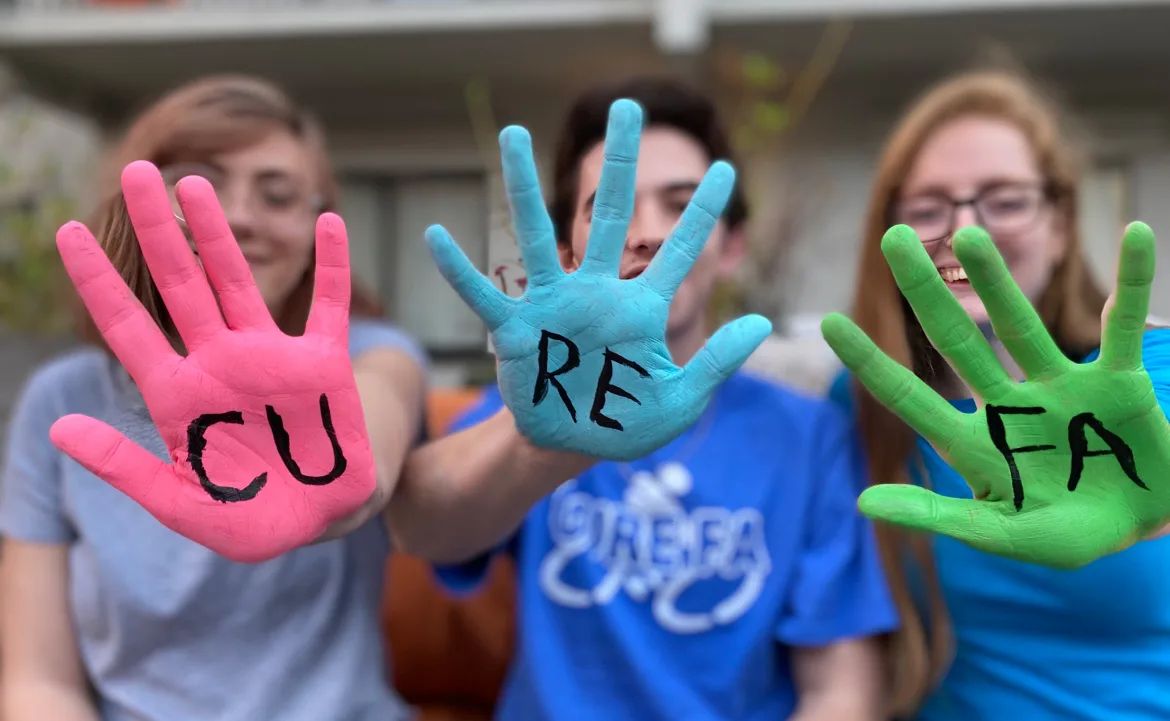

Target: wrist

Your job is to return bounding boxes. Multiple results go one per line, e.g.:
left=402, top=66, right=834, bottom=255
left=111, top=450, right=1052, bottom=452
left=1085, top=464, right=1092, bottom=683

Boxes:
left=492, top=407, right=596, bottom=480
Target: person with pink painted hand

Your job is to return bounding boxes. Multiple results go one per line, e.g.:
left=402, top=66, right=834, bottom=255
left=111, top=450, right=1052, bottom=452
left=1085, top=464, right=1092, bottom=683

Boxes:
left=0, top=78, right=430, bottom=721
left=52, top=160, right=380, bottom=562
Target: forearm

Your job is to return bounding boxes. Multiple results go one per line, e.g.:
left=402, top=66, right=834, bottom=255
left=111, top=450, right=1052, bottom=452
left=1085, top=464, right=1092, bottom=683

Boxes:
left=385, top=407, right=594, bottom=563
left=3, top=681, right=99, bottom=721
left=789, top=693, right=883, bottom=721
left=790, top=639, right=884, bottom=721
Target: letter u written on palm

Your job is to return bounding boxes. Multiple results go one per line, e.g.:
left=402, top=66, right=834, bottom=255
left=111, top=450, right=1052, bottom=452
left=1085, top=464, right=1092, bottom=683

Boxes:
left=424, top=99, right=772, bottom=461
left=822, top=222, right=1170, bottom=569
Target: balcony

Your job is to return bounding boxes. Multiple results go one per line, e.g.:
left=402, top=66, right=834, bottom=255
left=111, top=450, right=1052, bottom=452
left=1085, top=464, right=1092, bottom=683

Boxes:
left=3, top=0, right=656, bottom=45
left=5, top=0, right=1170, bottom=121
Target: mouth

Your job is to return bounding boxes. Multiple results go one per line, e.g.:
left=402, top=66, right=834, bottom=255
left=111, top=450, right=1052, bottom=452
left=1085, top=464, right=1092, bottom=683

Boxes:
left=938, top=266, right=969, bottom=285
left=620, top=265, right=648, bottom=280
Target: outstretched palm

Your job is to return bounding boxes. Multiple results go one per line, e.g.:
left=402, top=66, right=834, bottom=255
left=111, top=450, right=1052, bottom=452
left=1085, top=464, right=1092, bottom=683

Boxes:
left=51, top=162, right=376, bottom=563
left=426, top=99, right=771, bottom=461
left=822, top=223, right=1170, bottom=569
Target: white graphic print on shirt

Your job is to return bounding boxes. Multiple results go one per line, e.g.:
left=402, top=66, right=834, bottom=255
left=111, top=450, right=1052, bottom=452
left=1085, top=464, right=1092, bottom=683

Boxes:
left=538, top=462, right=772, bottom=634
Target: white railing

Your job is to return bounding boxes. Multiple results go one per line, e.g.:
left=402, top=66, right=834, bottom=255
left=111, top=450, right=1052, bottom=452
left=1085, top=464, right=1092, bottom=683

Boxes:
left=2, top=0, right=646, bottom=43
left=11, top=0, right=466, bottom=10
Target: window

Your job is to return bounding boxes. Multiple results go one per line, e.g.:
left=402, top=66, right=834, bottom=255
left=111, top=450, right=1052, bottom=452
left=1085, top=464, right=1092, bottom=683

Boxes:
left=339, top=173, right=489, bottom=354
left=1078, top=161, right=1131, bottom=291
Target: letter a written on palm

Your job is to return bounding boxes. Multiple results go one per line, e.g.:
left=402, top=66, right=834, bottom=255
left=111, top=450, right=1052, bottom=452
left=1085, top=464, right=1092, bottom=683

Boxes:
left=51, top=162, right=377, bottom=563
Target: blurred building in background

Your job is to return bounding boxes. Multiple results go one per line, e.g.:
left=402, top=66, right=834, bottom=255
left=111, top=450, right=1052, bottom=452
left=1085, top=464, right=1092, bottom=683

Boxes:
left=2, top=0, right=1170, bottom=386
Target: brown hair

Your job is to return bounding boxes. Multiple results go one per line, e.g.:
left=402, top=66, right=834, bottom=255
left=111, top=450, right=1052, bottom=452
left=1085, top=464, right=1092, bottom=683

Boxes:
left=549, top=75, right=749, bottom=244
left=77, top=75, right=382, bottom=349
left=848, top=69, right=1108, bottom=715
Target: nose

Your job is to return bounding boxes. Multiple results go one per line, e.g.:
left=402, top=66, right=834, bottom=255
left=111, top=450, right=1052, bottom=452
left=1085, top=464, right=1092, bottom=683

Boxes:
left=626, top=202, right=669, bottom=258
left=953, top=202, right=979, bottom=231
left=221, top=192, right=258, bottom=240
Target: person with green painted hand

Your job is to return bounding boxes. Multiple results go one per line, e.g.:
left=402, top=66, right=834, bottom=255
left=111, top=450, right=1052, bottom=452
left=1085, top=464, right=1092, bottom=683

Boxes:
left=823, top=220, right=1170, bottom=569
left=826, top=69, right=1170, bottom=721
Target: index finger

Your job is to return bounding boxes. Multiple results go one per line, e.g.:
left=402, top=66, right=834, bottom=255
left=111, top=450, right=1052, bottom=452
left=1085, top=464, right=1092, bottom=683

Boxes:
left=822, top=312, right=967, bottom=454
left=640, top=161, right=735, bottom=297
left=121, top=161, right=224, bottom=350
left=56, top=221, right=178, bottom=382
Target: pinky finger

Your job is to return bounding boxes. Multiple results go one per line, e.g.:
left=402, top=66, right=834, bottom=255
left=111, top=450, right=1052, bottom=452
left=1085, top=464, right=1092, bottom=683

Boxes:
left=426, top=225, right=514, bottom=330
left=306, top=213, right=352, bottom=343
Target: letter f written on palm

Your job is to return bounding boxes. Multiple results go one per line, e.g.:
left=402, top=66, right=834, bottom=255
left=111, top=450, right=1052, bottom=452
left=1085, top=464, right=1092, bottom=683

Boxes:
left=822, top=223, right=1170, bottom=570
left=425, top=99, right=772, bottom=461
left=50, top=162, right=377, bottom=564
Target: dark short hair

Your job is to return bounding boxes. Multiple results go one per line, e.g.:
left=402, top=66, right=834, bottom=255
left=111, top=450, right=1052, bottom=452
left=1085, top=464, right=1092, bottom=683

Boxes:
left=549, top=76, right=749, bottom=245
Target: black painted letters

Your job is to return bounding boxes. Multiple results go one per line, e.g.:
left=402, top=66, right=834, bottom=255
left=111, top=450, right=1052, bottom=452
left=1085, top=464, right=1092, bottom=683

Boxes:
left=530, top=329, right=649, bottom=432
left=533, top=330, right=581, bottom=422
left=185, top=393, right=349, bottom=503
left=986, top=405, right=1056, bottom=511
left=186, top=411, right=268, bottom=503
left=986, top=404, right=1147, bottom=512
left=590, top=349, right=651, bottom=431
left=267, top=393, right=348, bottom=486
left=1066, top=412, right=1147, bottom=492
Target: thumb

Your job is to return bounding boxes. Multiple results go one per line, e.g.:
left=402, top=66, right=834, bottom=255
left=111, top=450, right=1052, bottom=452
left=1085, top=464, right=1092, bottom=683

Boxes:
left=50, top=414, right=174, bottom=511
left=859, top=484, right=1018, bottom=554
left=679, top=314, right=772, bottom=396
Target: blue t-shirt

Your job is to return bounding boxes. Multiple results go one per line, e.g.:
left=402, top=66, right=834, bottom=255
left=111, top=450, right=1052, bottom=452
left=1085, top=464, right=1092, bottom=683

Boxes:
left=0, top=319, right=427, bottom=721
left=830, top=328, right=1170, bottom=721
left=439, top=371, right=898, bottom=721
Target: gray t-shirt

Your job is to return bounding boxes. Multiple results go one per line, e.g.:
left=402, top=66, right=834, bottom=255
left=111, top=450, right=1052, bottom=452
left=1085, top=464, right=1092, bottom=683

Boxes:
left=0, top=319, right=426, bottom=721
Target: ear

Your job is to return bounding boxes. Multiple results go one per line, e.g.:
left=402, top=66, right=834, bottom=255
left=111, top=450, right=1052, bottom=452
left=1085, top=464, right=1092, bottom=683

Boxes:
left=716, top=223, right=748, bottom=278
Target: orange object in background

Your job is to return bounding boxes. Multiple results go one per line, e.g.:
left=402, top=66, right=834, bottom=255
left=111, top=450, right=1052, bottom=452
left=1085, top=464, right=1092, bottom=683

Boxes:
left=382, top=387, right=517, bottom=721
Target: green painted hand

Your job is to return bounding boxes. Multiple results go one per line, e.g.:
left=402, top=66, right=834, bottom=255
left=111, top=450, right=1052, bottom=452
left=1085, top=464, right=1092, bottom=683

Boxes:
left=822, top=222, right=1170, bottom=570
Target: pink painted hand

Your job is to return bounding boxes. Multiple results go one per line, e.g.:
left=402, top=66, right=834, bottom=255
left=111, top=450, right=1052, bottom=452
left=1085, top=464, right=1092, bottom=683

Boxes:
left=49, top=161, right=376, bottom=563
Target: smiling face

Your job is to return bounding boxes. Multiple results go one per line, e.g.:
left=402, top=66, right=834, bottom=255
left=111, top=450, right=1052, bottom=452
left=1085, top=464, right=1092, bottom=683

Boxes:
left=894, top=115, right=1067, bottom=327
left=561, top=125, right=745, bottom=348
left=161, top=128, right=320, bottom=316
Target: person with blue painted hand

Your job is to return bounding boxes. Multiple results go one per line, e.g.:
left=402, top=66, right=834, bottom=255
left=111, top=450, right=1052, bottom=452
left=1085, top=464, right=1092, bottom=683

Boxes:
left=425, top=98, right=772, bottom=461
left=414, top=78, right=897, bottom=721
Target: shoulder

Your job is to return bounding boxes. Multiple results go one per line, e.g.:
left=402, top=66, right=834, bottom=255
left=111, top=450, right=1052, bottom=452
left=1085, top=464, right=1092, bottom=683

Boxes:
left=1140, top=327, right=1170, bottom=370
left=446, top=385, right=504, bottom=433
left=16, top=348, right=110, bottom=410
left=719, top=371, right=851, bottom=437
left=1081, top=327, right=1170, bottom=372
left=347, top=318, right=428, bottom=368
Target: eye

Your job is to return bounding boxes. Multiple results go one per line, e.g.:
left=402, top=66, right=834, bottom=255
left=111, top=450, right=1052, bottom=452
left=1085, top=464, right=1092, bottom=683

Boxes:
left=981, top=188, right=1038, bottom=216
left=262, top=192, right=296, bottom=209
left=899, top=198, right=948, bottom=224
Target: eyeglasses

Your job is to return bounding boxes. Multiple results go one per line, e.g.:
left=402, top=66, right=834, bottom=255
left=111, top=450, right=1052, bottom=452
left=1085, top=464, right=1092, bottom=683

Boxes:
left=159, top=163, right=322, bottom=227
left=892, top=182, right=1052, bottom=244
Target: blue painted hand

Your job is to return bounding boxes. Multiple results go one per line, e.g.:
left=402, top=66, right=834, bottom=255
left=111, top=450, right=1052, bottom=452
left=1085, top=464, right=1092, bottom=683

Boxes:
left=426, top=99, right=772, bottom=461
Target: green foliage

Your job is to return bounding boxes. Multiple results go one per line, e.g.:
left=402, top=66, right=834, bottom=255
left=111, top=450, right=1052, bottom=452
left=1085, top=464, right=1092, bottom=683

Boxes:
left=0, top=106, right=78, bottom=336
